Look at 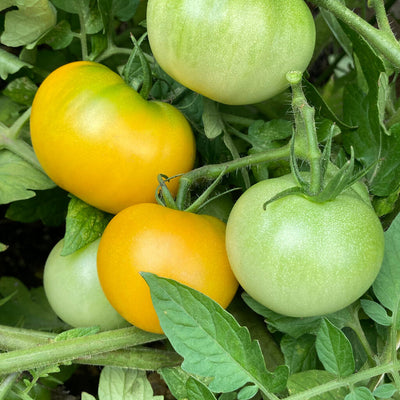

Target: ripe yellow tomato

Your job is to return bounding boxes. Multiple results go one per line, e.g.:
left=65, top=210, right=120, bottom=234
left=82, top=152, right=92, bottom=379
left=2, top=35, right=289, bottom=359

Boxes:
left=30, top=61, right=196, bottom=214
left=97, top=203, right=239, bottom=334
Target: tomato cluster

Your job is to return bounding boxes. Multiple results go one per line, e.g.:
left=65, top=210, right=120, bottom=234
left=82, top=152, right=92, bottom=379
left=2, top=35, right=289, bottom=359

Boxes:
left=35, top=0, right=384, bottom=335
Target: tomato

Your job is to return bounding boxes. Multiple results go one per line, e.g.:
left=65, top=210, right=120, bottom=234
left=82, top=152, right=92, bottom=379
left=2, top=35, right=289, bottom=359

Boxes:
left=43, top=238, right=128, bottom=330
left=30, top=61, right=196, bottom=214
left=97, top=203, right=239, bottom=334
left=225, top=174, right=385, bottom=317
left=146, top=0, right=316, bottom=105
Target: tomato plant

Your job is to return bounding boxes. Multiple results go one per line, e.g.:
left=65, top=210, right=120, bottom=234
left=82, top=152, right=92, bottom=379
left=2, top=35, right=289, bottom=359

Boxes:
left=225, top=173, right=385, bottom=317
left=97, top=203, right=239, bottom=334
left=43, top=238, right=128, bottom=330
left=147, top=0, right=316, bottom=105
left=30, top=61, right=196, bottom=214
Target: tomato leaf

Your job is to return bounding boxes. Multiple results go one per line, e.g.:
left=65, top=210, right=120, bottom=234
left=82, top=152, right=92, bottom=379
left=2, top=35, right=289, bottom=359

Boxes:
left=344, top=387, right=374, bottom=400
left=280, top=334, right=317, bottom=374
left=242, top=293, right=322, bottom=338
left=40, top=20, right=74, bottom=50
left=0, top=151, right=55, bottom=204
left=0, top=49, right=32, bottom=80
left=0, top=0, right=57, bottom=48
left=372, top=383, right=397, bottom=399
left=341, top=24, right=400, bottom=196
left=6, top=187, right=69, bottom=226
left=372, top=211, right=400, bottom=321
left=159, top=367, right=197, bottom=400
left=315, top=319, right=355, bottom=378
left=0, top=277, right=68, bottom=330
left=142, top=272, right=289, bottom=394
left=62, top=196, right=112, bottom=256
left=360, top=299, right=392, bottom=326
left=287, top=370, right=348, bottom=398
left=186, top=377, right=217, bottom=400
left=202, top=98, right=224, bottom=139
left=97, top=367, right=163, bottom=400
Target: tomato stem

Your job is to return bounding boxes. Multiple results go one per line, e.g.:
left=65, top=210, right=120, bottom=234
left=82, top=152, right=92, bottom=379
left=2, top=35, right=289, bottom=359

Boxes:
left=175, top=144, right=291, bottom=210
left=0, top=326, right=165, bottom=375
left=309, top=0, right=400, bottom=68
left=287, top=71, right=322, bottom=195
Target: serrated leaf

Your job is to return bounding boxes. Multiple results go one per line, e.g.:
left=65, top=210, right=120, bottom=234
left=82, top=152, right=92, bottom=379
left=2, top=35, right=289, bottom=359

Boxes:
left=287, top=370, right=348, bottom=399
left=142, top=273, right=288, bottom=394
left=0, top=277, right=68, bottom=330
left=202, top=98, right=224, bottom=139
left=242, top=293, right=322, bottom=338
left=98, top=367, right=162, bottom=400
left=360, top=300, right=392, bottom=326
left=373, top=383, right=397, bottom=399
left=159, top=367, right=191, bottom=400
left=0, top=49, right=32, bottom=81
left=55, top=327, right=100, bottom=342
left=0, top=150, right=55, bottom=204
left=3, top=77, right=37, bottom=106
left=373, top=213, right=400, bottom=314
left=281, top=334, right=317, bottom=374
left=1, top=0, right=57, bottom=47
left=114, top=0, right=140, bottom=21
left=316, top=319, right=355, bottom=378
left=237, top=384, right=259, bottom=400
left=247, top=119, right=292, bottom=153
left=63, top=196, right=112, bottom=256
left=40, top=20, right=74, bottom=50
left=6, top=187, right=69, bottom=226
left=186, top=377, right=217, bottom=400
left=345, top=387, right=374, bottom=400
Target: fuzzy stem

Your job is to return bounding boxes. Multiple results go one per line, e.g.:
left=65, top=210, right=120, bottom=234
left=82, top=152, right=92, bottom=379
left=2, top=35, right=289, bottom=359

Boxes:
left=309, top=0, right=400, bottom=68
left=0, top=326, right=163, bottom=375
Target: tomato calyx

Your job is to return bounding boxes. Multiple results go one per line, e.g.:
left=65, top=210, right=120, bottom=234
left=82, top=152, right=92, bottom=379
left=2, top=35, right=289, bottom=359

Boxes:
left=263, top=71, right=376, bottom=208
left=122, top=32, right=152, bottom=100
left=156, top=167, right=230, bottom=213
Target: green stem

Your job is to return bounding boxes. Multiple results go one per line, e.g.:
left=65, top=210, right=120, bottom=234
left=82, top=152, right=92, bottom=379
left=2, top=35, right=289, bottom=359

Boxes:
left=221, top=113, right=257, bottom=127
left=0, top=326, right=163, bottom=375
left=286, top=361, right=400, bottom=400
left=309, top=0, right=400, bottom=68
left=369, top=0, right=397, bottom=40
left=0, top=325, right=181, bottom=371
left=287, top=71, right=321, bottom=195
left=175, top=144, right=291, bottom=210
left=77, top=7, right=89, bottom=61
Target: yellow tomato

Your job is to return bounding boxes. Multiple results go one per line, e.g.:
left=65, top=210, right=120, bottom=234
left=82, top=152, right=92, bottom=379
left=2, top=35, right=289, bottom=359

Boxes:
left=97, top=203, right=239, bottom=334
left=30, top=61, right=196, bottom=214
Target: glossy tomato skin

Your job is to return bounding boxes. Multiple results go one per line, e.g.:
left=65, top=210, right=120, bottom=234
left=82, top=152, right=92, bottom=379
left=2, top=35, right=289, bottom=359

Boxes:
left=225, top=174, right=385, bottom=317
left=44, top=238, right=128, bottom=330
left=147, top=0, right=315, bottom=105
left=30, top=61, right=196, bottom=214
left=97, top=203, right=239, bottom=334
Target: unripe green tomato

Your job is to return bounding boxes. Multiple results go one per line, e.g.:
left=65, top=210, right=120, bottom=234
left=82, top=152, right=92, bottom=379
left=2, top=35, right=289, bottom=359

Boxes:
left=226, top=174, right=385, bottom=317
left=43, top=238, right=128, bottom=330
left=147, top=0, right=316, bottom=105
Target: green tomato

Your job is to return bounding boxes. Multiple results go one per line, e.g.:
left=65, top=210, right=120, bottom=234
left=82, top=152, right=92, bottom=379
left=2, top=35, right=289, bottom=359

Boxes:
left=225, top=174, right=385, bottom=317
left=147, top=0, right=316, bottom=105
left=44, top=238, right=128, bottom=330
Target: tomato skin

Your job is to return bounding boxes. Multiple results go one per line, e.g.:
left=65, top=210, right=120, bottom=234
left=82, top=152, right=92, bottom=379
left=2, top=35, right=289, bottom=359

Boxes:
left=225, top=174, right=385, bottom=317
left=147, top=0, right=316, bottom=105
left=43, top=238, right=128, bottom=330
left=97, top=203, right=239, bottom=334
left=30, top=61, right=196, bottom=214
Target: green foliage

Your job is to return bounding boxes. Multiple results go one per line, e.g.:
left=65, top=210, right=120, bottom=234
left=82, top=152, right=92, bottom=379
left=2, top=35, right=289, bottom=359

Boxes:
left=1, top=0, right=400, bottom=399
